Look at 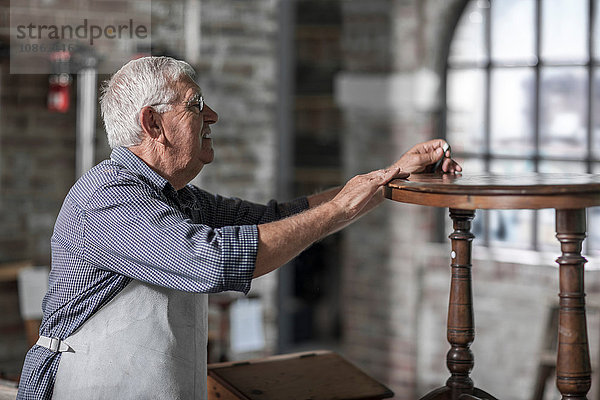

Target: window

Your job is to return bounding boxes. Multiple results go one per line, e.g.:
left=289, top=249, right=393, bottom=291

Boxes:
left=446, top=0, right=600, bottom=254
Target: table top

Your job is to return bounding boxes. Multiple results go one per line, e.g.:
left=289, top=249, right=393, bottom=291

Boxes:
left=385, top=173, right=600, bottom=210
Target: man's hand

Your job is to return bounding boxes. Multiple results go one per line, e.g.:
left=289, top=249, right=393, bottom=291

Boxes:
left=330, top=166, right=409, bottom=222
left=391, top=139, right=462, bottom=174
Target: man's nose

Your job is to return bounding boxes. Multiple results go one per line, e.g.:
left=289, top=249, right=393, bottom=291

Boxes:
left=203, top=105, right=218, bottom=124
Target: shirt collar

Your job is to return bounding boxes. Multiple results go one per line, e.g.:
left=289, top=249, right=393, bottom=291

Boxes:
left=110, top=147, right=172, bottom=192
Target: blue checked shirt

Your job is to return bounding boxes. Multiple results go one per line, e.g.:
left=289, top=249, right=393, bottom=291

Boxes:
left=17, top=147, right=308, bottom=400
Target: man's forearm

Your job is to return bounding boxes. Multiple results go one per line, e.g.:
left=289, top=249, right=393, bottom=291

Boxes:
left=306, top=186, right=342, bottom=208
left=254, top=201, right=345, bottom=278
left=308, top=186, right=385, bottom=217
left=254, top=187, right=386, bottom=278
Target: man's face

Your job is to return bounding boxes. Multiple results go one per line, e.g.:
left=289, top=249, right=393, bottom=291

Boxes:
left=160, top=75, right=218, bottom=181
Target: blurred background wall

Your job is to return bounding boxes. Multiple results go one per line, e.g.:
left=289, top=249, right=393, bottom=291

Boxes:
left=1, top=1, right=600, bottom=399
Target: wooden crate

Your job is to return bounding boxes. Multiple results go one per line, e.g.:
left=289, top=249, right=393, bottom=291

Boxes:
left=207, top=350, right=394, bottom=400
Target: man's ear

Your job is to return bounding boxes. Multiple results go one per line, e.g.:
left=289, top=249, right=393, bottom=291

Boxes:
left=139, top=106, right=167, bottom=144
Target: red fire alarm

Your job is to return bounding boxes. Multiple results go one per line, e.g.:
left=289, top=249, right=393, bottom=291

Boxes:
left=48, top=73, right=72, bottom=113
left=48, top=51, right=72, bottom=113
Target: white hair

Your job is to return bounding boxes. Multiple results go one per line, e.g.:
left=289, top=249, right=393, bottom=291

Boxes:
left=100, top=56, right=196, bottom=148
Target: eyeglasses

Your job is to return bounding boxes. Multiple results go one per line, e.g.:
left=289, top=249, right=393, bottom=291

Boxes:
left=150, top=95, right=204, bottom=113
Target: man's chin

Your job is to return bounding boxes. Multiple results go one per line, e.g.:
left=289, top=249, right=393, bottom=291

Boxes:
left=200, top=150, right=214, bottom=165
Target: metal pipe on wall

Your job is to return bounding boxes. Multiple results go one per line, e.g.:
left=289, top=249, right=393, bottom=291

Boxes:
left=76, top=62, right=97, bottom=179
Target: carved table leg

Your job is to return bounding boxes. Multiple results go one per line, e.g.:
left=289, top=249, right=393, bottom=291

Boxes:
left=446, top=209, right=476, bottom=396
left=420, top=209, right=496, bottom=400
left=555, top=209, right=591, bottom=400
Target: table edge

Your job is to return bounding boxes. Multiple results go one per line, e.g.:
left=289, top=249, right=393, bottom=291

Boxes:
left=384, top=186, right=600, bottom=210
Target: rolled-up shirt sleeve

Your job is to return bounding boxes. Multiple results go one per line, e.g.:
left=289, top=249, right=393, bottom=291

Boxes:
left=190, top=186, right=309, bottom=227
left=77, top=181, right=260, bottom=294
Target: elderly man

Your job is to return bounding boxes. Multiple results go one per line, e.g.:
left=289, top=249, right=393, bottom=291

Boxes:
left=17, top=56, right=460, bottom=399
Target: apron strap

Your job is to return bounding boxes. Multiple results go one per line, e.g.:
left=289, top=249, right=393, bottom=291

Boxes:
left=36, top=335, right=74, bottom=353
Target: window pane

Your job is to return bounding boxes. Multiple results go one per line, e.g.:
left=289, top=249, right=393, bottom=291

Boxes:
left=537, top=209, right=556, bottom=251
left=489, top=159, right=534, bottom=173
left=460, top=158, right=486, bottom=173
left=537, top=161, right=587, bottom=250
left=540, top=67, right=588, bottom=159
left=491, top=0, right=536, bottom=65
left=595, top=0, right=600, bottom=60
left=541, top=0, right=588, bottom=63
left=471, top=211, right=485, bottom=243
left=591, top=165, right=600, bottom=255
left=538, top=160, right=587, bottom=173
left=593, top=69, right=600, bottom=159
left=488, top=159, right=535, bottom=249
left=448, top=0, right=488, bottom=65
left=447, top=69, right=485, bottom=155
left=490, top=68, right=535, bottom=157
left=489, top=209, right=534, bottom=249
left=589, top=207, right=600, bottom=254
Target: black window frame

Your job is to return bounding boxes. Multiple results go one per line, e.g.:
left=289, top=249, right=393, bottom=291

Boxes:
left=441, top=0, right=600, bottom=253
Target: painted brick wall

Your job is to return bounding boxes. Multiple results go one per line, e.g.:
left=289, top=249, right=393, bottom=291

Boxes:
left=192, top=0, right=279, bottom=202
left=0, top=58, right=77, bottom=377
left=189, top=0, right=281, bottom=357
left=0, top=66, right=76, bottom=265
left=337, top=1, right=438, bottom=397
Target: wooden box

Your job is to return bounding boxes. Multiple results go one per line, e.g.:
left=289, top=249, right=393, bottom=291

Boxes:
left=207, top=350, right=394, bottom=400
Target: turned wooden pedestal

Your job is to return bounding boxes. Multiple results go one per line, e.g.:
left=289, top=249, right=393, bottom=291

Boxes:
left=385, top=173, right=600, bottom=400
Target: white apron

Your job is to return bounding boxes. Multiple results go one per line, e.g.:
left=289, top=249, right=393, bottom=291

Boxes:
left=49, top=280, right=208, bottom=399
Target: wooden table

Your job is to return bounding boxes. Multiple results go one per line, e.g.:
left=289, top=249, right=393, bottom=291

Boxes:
left=384, top=173, right=600, bottom=400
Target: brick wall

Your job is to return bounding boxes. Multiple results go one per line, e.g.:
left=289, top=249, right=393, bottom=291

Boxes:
left=0, top=58, right=77, bottom=376
left=191, top=0, right=279, bottom=202
left=0, top=68, right=76, bottom=265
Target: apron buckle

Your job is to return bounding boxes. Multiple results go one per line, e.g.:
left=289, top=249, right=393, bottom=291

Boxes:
left=36, top=335, right=73, bottom=353
left=49, top=337, right=61, bottom=352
